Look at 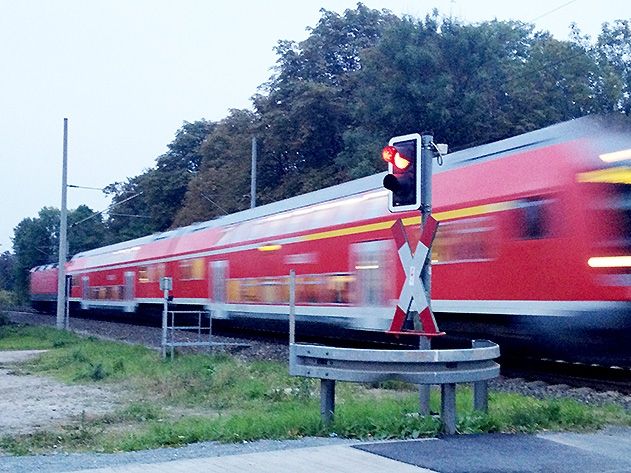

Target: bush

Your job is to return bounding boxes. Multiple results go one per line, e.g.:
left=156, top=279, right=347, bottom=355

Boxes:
left=0, top=290, right=16, bottom=309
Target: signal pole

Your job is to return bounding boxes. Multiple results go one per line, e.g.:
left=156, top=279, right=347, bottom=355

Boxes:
left=56, top=118, right=69, bottom=330
left=418, top=134, right=434, bottom=413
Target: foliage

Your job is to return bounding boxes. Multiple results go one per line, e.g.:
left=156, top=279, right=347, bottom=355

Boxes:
left=0, top=290, right=16, bottom=309
left=104, top=119, right=215, bottom=239
left=173, top=110, right=257, bottom=226
left=11, top=206, right=106, bottom=299
left=0, top=251, right=15, bottom=292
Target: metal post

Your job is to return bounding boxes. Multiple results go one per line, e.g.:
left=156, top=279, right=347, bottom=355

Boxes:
left=418, top=133, right=434, bottom=415
left=64, top=275, right=71, bottom=330
left=473, top=340, right=489, bottom=412
left=161, top=289, right=169, bottom=360
left=418, top=337, right=431, bottom=415
left=441, top=383, right=457, bottom=435
left=250, top=136, right=257, bottom=209
left=208, top=309, right=213, bottom=351
left=289, top=270, right=296, bottom=345
left=56, top=118, right=69, bottom=330
left=320, top=379, right=335, bottom=425
left=420, top=133, right=434, bottom=312
left=170, top=311, right=175, bottom=359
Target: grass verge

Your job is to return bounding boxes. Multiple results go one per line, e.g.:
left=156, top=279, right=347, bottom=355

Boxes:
left=0, top=323, right=629, bottom=455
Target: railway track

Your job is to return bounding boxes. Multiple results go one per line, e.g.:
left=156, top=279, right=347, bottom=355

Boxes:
left=500, top=356, right=631, bottom=395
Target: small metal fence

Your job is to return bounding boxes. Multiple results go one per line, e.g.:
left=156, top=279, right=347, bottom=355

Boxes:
left=160, top=309, right=249, bottom=359
left=289, top=340, right=500, bottom=434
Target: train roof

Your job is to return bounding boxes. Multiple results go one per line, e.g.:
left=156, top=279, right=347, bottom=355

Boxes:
left=70, top=114, right=629, bottom=263
left=438, top=114, right=630, bottom=171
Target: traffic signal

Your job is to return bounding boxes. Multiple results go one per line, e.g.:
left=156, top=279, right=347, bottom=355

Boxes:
left=382, top=133, right=421, bottom=212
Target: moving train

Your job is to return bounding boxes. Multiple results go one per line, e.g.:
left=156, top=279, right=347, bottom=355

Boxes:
left=31, top=115, right=631, bottom=366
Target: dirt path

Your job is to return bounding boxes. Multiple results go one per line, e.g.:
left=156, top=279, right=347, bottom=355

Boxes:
left=0, top=350, right=124, bottom=435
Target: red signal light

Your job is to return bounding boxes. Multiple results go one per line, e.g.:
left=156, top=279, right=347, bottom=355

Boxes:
left=382, top=145, right=411, bottom=171
left=382, top=145, right=397, bottom=164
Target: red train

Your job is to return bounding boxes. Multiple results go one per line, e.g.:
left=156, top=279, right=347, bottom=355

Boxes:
left=31, top=116, right=631, bottom=366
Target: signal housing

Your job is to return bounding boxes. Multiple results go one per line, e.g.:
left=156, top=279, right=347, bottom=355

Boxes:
left=382, top=133, right=422, bottom=212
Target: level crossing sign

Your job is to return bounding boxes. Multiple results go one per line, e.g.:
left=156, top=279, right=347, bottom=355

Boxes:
left=388, top=216, right=444, bottom=336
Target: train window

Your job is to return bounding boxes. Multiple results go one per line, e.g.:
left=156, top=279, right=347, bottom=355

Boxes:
left=352, top=240, right=392, bottom=306
left=325, top=274, right=353, bottom=304
left=433, top=216, right=494, bottom=264
left=147, top=263, right=165, bottom=282
left=260, top=278, right=286, bottom=303
left=180, top=258, right=205, bottom=280
left=518, top=197, right=551, bottom=240
left=138, top=267, right=149, bottom=283
left=296, top=275, right=323, bottom=303
left=587, top=184, right=631, bottom=253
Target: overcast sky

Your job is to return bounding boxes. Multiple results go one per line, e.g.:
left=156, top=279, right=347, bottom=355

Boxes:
left=1, top=0, right=629, bottom=252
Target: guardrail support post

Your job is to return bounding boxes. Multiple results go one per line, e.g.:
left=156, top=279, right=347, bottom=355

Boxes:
left=441, top=383, right=457, bottom=435
left=418, top=336, right=431, bottom=415
left=472, top=340, right=489, bottom=412
left=474, top=381, right=488, bottom=412
left=320, top=379, right=335, bottom=426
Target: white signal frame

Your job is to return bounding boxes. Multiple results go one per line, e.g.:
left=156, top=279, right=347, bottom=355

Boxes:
left=387, top=133, right=422, bottom=213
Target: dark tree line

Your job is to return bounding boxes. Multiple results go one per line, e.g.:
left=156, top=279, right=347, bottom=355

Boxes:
left=8, top=5, right=631, bottom=301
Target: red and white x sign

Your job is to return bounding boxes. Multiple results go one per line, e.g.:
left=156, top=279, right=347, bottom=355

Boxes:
left=388, top=216, right=442, bottom=335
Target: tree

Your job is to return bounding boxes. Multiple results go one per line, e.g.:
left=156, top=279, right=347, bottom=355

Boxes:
left=12, top=207, right=60, bottom=298
left=68, top=205, right=109, bottom=256
left=173, top=109, right=257, bottom=226
left=104, top=177, right=155, bottom=242
left=0, top=251, right=15, bottom=292
left=11, top=206, right=107, bottom=299
left=596, top=20, right=631, bottom=114
left=104, top=120, right=215, bottom=239
left=253, top=4, right=400, bottom=199
left=336, top=15, right=628, bottom=178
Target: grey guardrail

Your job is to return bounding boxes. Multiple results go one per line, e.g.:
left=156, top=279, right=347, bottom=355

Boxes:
left=289, top=339, right=500, bottom=384
left=289, top=339, right=500, bottom=434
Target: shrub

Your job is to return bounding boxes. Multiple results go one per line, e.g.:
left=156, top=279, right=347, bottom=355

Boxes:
left=0, top=290, right=16, bottom=309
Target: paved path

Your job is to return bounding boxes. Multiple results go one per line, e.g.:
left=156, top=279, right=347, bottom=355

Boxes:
left=61, top=427, right=631, bottom=473
left=62, top=444, right=436, bottom=473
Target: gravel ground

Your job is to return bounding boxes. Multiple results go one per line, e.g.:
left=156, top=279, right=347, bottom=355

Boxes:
left=0, top=310, right=629, bottom=472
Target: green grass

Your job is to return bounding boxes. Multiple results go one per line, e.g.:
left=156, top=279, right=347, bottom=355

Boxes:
left=0, top=324, right=629, bottom=455
left=0, top=324, right=80, bottom=350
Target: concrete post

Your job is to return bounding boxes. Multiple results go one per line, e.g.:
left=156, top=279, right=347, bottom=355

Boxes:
left=56, top=118, right=69, bottom=329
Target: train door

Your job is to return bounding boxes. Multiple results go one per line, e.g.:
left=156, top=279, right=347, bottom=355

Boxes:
left=210, top=260, right=228, bottom=318
left=123, top=271, right=135, bottom=301
left=351, top=240, right=393, bottom=307
left=81, top=276, right=89, bottom=309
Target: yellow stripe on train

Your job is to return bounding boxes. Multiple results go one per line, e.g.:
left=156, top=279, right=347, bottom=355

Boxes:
left=300, top=200, right=518, bottom=243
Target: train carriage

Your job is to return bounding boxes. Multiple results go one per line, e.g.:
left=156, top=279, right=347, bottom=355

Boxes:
left=30, top=115, right=631, bottom=366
